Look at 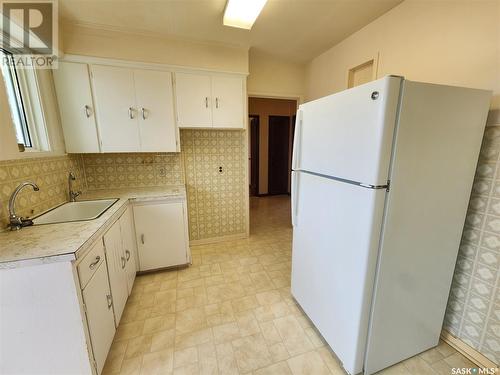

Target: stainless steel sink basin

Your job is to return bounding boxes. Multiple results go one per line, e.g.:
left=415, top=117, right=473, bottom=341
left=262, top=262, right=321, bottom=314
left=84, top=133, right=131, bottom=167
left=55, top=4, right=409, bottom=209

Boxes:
left=33, top=198, right=119, bottom=225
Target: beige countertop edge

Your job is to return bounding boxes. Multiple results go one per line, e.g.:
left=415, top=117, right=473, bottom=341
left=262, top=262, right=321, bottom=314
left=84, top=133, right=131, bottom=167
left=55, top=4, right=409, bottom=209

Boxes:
left=0, top=186, right=186, bottom=269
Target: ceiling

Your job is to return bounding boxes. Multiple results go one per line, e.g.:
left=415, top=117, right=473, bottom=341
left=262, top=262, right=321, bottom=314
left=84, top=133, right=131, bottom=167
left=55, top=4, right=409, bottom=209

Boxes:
left=58, top=0, right=403, bottom=63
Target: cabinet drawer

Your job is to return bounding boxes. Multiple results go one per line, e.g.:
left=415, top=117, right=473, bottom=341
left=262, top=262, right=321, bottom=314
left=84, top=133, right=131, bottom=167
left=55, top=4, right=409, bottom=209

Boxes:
left=78, top=240, right=106, bottom=289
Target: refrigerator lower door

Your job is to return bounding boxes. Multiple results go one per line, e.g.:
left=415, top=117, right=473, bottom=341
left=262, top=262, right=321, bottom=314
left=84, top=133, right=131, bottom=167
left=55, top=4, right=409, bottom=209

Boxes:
left=291, top=171, right=387, bottom=375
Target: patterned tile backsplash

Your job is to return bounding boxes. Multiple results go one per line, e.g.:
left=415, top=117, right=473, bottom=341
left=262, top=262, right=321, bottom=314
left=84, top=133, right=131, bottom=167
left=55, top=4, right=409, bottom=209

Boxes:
left=444, top=124, right=500, bottom=363
left=79, top=129, right=247, bottom=242
left=81, top=153, right=184, bottom=189
left=181, top=129, right=247, bottom=241
left=0, top=155, right=85, bottom=229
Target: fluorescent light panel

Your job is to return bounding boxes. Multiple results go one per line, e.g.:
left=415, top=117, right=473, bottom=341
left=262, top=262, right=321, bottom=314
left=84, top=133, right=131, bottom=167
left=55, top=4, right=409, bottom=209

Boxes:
left=223, top=0, right=268, bottom=30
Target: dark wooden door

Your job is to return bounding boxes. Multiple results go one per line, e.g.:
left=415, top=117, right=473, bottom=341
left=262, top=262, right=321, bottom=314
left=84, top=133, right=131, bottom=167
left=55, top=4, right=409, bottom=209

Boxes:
left=268, top=115, right=290, bottom=195
left=249, top=116, right=259, bottom=196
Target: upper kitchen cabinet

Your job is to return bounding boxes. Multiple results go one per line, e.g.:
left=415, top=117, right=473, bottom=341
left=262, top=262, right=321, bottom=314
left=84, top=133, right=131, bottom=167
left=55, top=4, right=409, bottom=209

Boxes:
left=212, top=75, right=245, bottom=128
left=175, top=72, right=245, bottom=129
left=91, top=65, right=140, bottom=152
left=53, top=61, right=100, bottom=153
left=175, top=72, right=212, bottom=128
left=134, top=70, right=178, bottom=152
left=91, top=66, right=179, bottom=153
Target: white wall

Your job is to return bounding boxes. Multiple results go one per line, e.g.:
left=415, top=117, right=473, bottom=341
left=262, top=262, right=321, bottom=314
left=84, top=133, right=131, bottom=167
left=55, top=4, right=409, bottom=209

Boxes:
left=247, top=49, right=305, bottom=100
left=62, top=24, right=249, bottom=74
left=305, top=0, right=500, bottom=114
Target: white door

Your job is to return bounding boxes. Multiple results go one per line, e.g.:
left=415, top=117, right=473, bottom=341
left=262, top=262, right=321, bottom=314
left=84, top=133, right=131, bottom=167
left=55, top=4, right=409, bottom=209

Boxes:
left=134, top=69, right=178, bottom=152
left=134, top=202, right=189, bottom=271
left=175, top=72, right=212, bottom=128
left=53, top=62, right=100, bottom=153
left=103, top=222, right=128, bottom=325
left=119, top=208, right=137, bottom=295
left=91, top=65, right=141, bottom=152
left=212, top=75, right=244, bottom=128
left=82, top=261, right=115, bottom=375
left=291, top=171, right=387, bottom=375
left=294, top=76, right=402, bottom=186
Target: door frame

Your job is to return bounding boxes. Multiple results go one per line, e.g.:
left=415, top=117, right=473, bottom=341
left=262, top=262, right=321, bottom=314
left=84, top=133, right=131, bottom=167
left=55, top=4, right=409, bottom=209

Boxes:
left=268, top=115, right=291, bottom=196
left=249, top=115, right=260, bottom=197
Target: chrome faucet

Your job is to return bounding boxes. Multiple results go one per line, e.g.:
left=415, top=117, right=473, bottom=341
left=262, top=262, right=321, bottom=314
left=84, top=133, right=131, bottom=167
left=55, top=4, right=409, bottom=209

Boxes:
left=8, top=181, right=39, bottom=230
left=68, top=172, right=81, bottom=202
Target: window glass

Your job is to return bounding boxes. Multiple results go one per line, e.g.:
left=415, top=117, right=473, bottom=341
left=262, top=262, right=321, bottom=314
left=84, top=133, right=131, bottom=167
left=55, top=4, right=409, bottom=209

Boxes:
left=1, top=49, right=49, bottom=152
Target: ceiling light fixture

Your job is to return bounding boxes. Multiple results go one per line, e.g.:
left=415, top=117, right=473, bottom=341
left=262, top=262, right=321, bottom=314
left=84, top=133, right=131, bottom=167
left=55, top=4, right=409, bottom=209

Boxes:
left=223, top=0, right=268, bottom=30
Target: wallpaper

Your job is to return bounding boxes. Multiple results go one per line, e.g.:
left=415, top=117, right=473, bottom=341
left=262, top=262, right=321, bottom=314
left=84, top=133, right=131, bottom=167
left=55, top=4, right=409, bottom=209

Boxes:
left=0, top=155, right=85, bottom=229
left=180, top=129, right=247, bottom=241
left=444, top=124, right=500, bottom=364
left=81, top=153, right=184, bottom=190
left=79, top=129, right=247, bottom=242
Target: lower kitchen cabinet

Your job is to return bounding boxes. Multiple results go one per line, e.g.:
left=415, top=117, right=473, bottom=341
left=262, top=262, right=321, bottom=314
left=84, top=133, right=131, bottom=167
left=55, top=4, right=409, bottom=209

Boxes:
left=103, top=219, right=129, bottom=325
left=81, top=259, right=115, bottom=374
left=1, top=195, right=187, bottom=375
left=120, top=207, right=138, bottom=294
left=133, top=200, right=190, bottom=271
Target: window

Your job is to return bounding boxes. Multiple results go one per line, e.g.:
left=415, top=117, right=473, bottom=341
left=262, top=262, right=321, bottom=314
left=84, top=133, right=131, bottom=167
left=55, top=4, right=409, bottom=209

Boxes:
left=1, top=49, right=50, bottom=152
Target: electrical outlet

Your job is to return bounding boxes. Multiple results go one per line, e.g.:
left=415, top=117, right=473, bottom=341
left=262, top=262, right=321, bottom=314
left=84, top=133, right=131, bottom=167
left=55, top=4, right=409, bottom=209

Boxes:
left=218, top=166, right=223, bottom=174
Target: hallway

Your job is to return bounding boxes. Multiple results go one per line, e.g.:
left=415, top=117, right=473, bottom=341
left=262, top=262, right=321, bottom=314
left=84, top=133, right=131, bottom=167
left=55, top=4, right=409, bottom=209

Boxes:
left=103, top=196, right=475, bottom=375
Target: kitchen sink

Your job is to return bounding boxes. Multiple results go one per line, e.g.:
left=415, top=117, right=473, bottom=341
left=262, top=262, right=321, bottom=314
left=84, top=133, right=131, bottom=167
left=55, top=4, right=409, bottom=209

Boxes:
left=33, top=198, right=119, bottom=225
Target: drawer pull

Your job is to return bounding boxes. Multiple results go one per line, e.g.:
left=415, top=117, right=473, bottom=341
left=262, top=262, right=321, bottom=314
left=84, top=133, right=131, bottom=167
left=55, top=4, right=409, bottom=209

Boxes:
left=106, top=294, right=113, bottom=309
left=89, top=256, right=101, bottom=270
left=121, top=256, right=126, bottom=269
left=141, top=234, right=145, bottom=244
left=125, top=250, right=130, bottom=261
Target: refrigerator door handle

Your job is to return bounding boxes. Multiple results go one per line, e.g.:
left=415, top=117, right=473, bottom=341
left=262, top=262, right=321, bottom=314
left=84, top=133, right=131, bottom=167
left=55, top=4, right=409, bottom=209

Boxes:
left=292, top=110, right=303, bottom=170
left=291, top=171, right=299, bottom=226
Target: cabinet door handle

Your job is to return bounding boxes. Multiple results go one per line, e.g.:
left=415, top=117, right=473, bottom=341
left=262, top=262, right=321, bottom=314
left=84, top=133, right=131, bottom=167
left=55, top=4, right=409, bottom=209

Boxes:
left=84, top=105, right=92, bottom=118
left=141, top=107, right=147, bottom=120
left=125, top=250, right=130, bottom=261
left=89, top=256, right=100, bottom=270
left=141, top=234, right=145, bottom=244
left=106, top=294, right=113, bottom=309
left=205, top=97, right=209, bottom=108
left=121, top=256, right=126, bottom=269
left=128, top=107, right=135, bottom=119
left=215, top=97, right=219, bottom=108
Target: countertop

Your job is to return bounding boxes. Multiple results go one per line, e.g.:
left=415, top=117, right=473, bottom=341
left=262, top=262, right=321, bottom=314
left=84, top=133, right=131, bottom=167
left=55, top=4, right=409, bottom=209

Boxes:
left=0, top=186, right=186, bottom=269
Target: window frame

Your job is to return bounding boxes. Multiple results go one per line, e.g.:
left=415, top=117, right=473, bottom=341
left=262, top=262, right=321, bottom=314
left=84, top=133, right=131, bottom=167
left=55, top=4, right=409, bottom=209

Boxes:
left=1, top=48, right=50, bottom=153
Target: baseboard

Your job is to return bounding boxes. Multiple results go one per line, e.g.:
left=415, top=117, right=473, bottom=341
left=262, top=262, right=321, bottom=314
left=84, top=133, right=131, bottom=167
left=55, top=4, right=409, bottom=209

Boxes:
left=189, top=232, right=248, bottom=246
left=440, top=330, right=498, bottom=369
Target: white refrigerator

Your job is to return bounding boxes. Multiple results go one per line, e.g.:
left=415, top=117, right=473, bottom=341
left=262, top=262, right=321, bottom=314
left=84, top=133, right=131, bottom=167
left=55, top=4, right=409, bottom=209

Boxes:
left=291, top=76, right=491, bottom=375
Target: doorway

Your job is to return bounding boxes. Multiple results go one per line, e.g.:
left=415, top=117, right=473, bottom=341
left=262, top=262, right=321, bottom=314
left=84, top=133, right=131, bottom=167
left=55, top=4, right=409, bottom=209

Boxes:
left=248, top=97, right=297, bottom=196
left=268, top=115, right=290, bottom=195
left=249, top=116, right=260, bottom=196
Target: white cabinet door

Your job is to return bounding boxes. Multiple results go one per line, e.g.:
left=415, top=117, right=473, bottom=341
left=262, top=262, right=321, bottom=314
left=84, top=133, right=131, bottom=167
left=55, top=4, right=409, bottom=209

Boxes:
left=103, top=221, right=128, bottom=325
left=134, top=202, right=189, bottom=271
left=82, top=261, right=115, bottom=375
left=134, top=69, right=178, bottom=152
left=53, top=62, right=100, bottom=153
left=119, top=208, right=137, bottom=295
left=175, top=72, right=212, bottom=128
left=91, top=65, right=141, bottom=152
left=212, top=75, right=244, bottom=128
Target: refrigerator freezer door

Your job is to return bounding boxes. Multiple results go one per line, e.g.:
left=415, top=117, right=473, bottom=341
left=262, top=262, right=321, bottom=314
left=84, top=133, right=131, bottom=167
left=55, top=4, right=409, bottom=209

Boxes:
left=293, top=76, right=402, bottom=186
left=291, top=171, right=387, bottom=375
